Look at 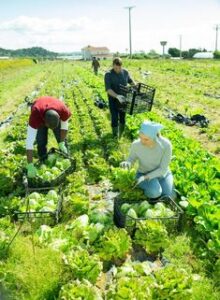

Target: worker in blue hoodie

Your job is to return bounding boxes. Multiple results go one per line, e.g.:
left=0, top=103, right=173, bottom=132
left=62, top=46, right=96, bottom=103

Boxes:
left=120, top=121, right=176, bottom=200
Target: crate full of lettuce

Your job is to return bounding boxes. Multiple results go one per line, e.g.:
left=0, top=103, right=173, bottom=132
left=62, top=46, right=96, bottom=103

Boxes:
left=15, top=189, right=62, bottom=223
left=114, top=198, right=183, bottom=230
left=27, top=149, right=76, bottom=188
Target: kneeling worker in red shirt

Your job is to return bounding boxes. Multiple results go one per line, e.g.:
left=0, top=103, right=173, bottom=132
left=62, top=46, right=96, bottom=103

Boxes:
left=26, top=96, right=71, bottom=178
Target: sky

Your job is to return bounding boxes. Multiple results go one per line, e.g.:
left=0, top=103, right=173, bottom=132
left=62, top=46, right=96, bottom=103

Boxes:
left=0, top=0, right=220, bottom=53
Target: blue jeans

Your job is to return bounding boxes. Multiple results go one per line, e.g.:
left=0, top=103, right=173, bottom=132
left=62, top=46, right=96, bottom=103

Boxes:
left=136, top=171, right=176, bottom=199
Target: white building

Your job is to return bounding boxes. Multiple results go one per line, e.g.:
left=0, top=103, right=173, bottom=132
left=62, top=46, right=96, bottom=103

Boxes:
left=193, top=52, right=214, bottom=59
left=81, top=45, right=111, bottom=60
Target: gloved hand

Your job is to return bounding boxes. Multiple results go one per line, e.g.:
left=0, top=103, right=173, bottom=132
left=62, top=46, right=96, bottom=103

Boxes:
left=136, top=175, right=146, bottom=185
left=116, top=95, right=126, bottom=104
left=59, top=141, right=68, bottom=154
left=27, top=163, right=37, bottom=178
left=120, top=161, right=131, bottom=169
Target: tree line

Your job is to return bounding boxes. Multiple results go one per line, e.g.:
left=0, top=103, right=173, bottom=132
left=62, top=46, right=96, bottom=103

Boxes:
left=0, top=47, right=58, bottom=58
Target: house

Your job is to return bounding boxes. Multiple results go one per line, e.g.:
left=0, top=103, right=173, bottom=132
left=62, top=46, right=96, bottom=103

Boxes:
left=81, top=45, right=111, bottom=60
left=193, top=52, right=214, bottom=59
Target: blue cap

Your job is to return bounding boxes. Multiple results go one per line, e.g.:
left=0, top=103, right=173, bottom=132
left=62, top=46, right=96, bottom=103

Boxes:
left=139, top=121, right=164, bottom=140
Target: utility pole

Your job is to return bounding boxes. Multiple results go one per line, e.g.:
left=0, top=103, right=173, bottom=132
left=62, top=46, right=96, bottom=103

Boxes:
left=179, top=35, right=182, bottom=58
left=124, top=6, right=135, bottom=58
left=214, top=24, right=220, bottom=51
left=160, top=41, right=167, bottom=58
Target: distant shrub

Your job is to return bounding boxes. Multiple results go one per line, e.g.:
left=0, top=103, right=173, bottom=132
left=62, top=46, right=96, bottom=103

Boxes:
left=213, top=51, right=220, bottom=59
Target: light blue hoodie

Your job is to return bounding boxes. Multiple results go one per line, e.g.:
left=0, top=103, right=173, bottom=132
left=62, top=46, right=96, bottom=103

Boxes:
left=127, top=121, right=172, bottom=179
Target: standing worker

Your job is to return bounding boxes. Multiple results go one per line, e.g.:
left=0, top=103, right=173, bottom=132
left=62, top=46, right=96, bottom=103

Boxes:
left=92, top=57, right=100, bottom=75
left=104, top=57, right=135, bottom=138
left=120, top=121, right=176, bottom=200
left=26, top=96, right=71, bottom=178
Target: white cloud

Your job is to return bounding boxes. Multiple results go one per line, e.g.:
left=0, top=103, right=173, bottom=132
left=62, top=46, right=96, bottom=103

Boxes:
left=0, top=16, right=90, bottom=34
left=0, top=16, right=110, bottom=51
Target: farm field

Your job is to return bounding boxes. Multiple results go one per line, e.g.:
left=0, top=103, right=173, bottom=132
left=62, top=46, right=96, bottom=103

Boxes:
left=100, top=59, right=220, bottom=155
left=0, top=59, right=219, bottom=300
left=0, top=59, right=57, bottom=122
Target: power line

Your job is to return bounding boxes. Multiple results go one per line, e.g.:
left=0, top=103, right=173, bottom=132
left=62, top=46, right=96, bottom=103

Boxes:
left=124, top=6, right=135, bottom=58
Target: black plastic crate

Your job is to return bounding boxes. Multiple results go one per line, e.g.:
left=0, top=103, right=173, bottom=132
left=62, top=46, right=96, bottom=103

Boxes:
left=113, top=196, right=183, bottom=231
left=13, top=186, right=63, bottom=224
left=26, top=148, right=76, bottom=188
left=120, top=83, right=156, bottom=115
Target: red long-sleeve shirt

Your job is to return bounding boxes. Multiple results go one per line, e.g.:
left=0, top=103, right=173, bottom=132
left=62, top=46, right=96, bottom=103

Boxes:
left=29, top=96, right=71, bottom=129
left=26, top=96, right=71, bottom=150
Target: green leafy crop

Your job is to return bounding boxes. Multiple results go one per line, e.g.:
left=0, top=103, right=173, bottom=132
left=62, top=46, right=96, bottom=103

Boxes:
left=97, top=228, right=132, bottom=262
left=63, top=248, right=102, bottom=284
left=134, top=220, right=169, bottom=254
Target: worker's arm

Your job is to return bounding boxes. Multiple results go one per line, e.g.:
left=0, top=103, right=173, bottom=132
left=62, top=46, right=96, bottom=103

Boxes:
left=58, top=105, right=71, bottom=153
left=120, top=143, right=137, bottom=169
left=26, top=125, right=38, bottom=163
left=127, top=143, right=138, bottom=165
left=60, top=120, right=68, bottom=141
left=105, top=73, right=124, bottom=99
left=58, top=120, right=68, bottom=154
left=60, top=129, right=67, bottom=141
left=27, top=150, right=33, bottom=164
left=107, top=89, right=118, bottom=98
left=146, top=143, right=172, bottom=180
left=26, top=125, right=38, bottom=178
left=104, top=73, right=117, bottom=97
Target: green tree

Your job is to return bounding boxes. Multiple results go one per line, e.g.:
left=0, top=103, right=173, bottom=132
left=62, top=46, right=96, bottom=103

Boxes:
left=168, top=48, right=180, bottom=57
left=182, top=50, right=189, bottom=58
left=147, top=49, right=160, bottom=59
left=214, top=51, right=220, bottom=59
left=0, top=47, right=58, bottom=58
left=188, top=48, right=200, bottom=58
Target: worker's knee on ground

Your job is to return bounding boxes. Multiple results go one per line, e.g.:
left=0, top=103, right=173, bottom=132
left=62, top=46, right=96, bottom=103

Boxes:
left=145, top=187, right=162, bottom=199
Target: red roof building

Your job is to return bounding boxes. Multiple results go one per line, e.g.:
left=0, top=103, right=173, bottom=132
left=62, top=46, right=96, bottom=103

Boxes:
left=81, top=45, right=111, bottom=60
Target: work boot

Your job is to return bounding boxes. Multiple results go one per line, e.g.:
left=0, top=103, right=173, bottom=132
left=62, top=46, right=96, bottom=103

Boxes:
left=119, top=124, right=125, bottom=139
left=112, top=126, right=119, bottom=138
